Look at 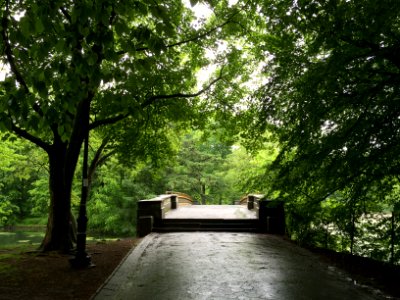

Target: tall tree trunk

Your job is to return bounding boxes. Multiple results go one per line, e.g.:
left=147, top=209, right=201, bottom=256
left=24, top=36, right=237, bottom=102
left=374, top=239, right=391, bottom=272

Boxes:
left=40, top=139, right=79, bottom=252
left=39, top=95, right=90, bottom=252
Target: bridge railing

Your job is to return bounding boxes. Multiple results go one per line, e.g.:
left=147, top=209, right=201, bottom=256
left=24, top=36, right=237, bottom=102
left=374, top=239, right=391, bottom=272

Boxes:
left=137, top=193, right=178, bottom=237
left=239, top=194, right=264, bottom=211
left=166, top=191, right=194, bottom=206
left=239, top=194, right=285, bottom=235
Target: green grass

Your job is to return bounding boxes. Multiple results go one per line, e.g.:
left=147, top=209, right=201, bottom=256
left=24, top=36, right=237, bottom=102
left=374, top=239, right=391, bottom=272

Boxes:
left=0, top=231, right=44, bottom=249
left=0, top=253, right=20, bottom=261
left=0, top=230, right=126, bottom=250
left=16, top=216, right=48, bottom=226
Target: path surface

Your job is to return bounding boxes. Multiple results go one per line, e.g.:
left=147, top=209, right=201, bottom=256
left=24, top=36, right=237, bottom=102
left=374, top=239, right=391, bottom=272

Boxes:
left=93, top=232, right=383, bottom=300
left=164, top=205, right=257, bottom=219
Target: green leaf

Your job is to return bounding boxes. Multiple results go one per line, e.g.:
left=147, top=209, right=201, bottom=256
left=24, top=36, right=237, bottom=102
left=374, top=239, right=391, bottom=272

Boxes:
left=87, top=52, right=98, bottom=66
left=35, top=19, right=45, bottom=34
left=55, top=40, right=65, bottom=52
left=36, top=81, right=47, bottom=97
left=115, top=20, right=129, bottom=36
left=79, top=25, right=90, bottom=37
left=38, top=70, right=45, bottom=82
left=19, top=17, right=32, bottom=37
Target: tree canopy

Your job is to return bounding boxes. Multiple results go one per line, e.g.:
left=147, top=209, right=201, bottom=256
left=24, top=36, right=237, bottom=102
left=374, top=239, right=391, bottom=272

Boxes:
left=1, top=0, right=399, bottom=264
left=248, top=0, right=400, bottom=201
left=0, top=0, right=255, bottom=251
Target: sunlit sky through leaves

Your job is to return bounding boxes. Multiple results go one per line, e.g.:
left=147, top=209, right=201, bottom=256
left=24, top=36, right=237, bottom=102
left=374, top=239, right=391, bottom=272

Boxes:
left=184, top=0, right=265, bottom=93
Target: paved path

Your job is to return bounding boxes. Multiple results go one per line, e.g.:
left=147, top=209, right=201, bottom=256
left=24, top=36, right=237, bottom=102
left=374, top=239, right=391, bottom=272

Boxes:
left=93, top=232, right=383, bottom=300
left=165, top=205, right=257, bottom=219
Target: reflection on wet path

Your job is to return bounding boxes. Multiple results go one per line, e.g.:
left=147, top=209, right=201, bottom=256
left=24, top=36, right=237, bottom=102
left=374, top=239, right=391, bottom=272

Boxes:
left=94, top=232, right=383, bottom=300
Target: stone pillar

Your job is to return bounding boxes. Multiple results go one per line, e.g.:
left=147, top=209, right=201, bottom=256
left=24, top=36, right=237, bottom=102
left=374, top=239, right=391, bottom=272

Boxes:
left=137, top=216, right=154, bottom=237
left=248, top=195, right=255, bottom=210
left=136, top=199, right=164, bottom=237
left=171, top=195, right=178, bottom=209
left=258, top=200, right=285, bottom=234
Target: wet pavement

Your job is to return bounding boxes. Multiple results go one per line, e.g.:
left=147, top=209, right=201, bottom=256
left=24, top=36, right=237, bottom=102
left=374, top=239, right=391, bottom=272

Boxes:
left=164, top=205, right=257, bottom=219
left=93, top=232, right=383, bottom=300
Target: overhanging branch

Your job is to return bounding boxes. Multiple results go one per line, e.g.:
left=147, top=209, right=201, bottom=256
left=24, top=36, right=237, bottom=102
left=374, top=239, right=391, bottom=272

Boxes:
left=89, top=113, right=129, bottom=130
left=1, top=1, right=29, bottom=93
left=141, top=68, right=224, bottom=108
left=1, top=0, right=44, bottom=116
left=163, top=17, right=232, bottom=50
left=88, top=135, right=114, bottom=178
left=340, top=35, right=400, bottom=69
left=89, top=68, right=223, bottom=130
left=116, top=8, right=241, bottom=55
left=10, top=122, right=51, bottom=153
left=59, top=6, right=71, bottom=23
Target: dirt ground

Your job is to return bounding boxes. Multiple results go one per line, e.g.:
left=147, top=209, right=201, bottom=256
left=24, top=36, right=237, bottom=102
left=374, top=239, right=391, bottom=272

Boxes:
left=0, top=238, right=140, bottom=300
left=0, top=236, right=399, bottom=300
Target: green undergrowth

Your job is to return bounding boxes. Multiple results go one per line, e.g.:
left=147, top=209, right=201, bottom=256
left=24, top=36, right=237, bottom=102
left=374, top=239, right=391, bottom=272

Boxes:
left=16, top=217, right=48, bottom=226
left=0, top=231, right=44, bottom=249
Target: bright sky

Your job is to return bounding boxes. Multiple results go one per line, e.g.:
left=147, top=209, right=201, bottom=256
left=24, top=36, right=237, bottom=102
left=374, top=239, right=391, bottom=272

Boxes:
left=186, top=0, right=266, bottom=92
left=183, top=1, right=232, bottom=88
left=0, top=65, right=6, bottom=81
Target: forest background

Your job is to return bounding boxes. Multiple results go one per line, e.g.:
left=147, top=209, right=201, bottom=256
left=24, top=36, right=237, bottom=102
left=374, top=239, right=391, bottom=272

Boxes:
left=0, top=0, right=399, bottom=268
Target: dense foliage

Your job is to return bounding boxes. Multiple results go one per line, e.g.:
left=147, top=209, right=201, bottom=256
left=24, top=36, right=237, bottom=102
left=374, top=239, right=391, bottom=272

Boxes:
left=241, top=0, right=400, bottom=263
left=0, top=131, right=250, bottom=233
left=0, top=0, right=253, bottom=251
left=0, top=0, right=399, bottom=265
left=250, top=0, right=400, bottom=198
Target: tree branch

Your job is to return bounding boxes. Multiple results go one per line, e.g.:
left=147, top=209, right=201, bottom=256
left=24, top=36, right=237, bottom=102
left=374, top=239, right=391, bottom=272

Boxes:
left=1, top=1, right=29, bottom=93
left=89, top=113, right=129, bottom=130
left=89, top=68, right=223, bottom=129
left=89, top=69, right=223, bottom=130
left=1, top=0, right=44, bottom=116
left=141, top=68, right=224, bottom=108
left=163, top=18, right=232, bottom=49
left=340, top=36, right=400, bottom=69
left=88, top=136, right=117, bottom=189
left=116, top=9, right=239, bottom=55
left=89, top=136, right=110, bottom=177
left=96, top=149, right=117, bottom=167
left=10, top=122, right=51, bottom=153
left=59, top=6, right=71, bottom=23
left=109, top=4, right=117, bottom=26
left=91, top=136, right=110, bottom=166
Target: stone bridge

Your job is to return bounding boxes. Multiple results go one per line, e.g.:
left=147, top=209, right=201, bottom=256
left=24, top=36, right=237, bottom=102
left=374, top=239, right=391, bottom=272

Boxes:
left=92, top=193, right=385, bottom=299
left=136, top=192, right=285, bottom=237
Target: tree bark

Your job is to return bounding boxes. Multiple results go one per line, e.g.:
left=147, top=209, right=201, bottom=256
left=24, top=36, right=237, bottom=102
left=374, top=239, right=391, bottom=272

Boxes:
left=40, top=138, right=79, bottom=252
